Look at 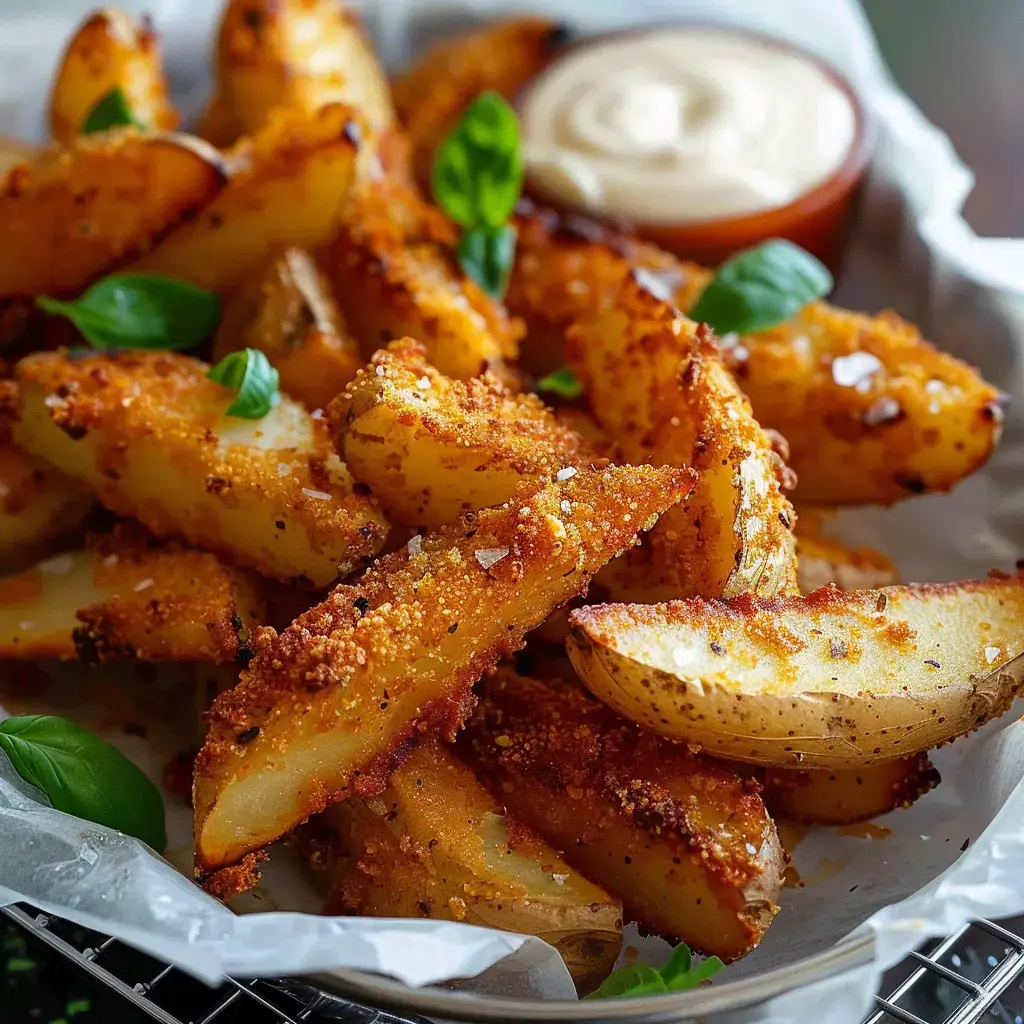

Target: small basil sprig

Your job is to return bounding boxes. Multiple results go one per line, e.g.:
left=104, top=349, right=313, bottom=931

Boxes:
left=36, top=273, right=220, bottom=351
left=536, top=366, right=583, bottom=400
left=82, top=86, right=144, bottom=134
left=207, top=348, right=281, bottom=419
left=689, top=239, right=833, bottom=335
left=433, top=92, right=523, bottom=298
left=0, top=715, right=166, bottom=852
left=586, top=942, right=724, bottom=1000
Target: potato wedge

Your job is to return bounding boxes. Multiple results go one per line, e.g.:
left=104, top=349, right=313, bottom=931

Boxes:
left=211, top=248, right=362, bottom=412
left=392, top=17, right=568, bottom=188
left=568, top=275, right=797, bottom=600
left=460, top=670, right=783, bottom=962
left=297, top=738, right=622, bottom=991
left=0, top=130, right=227, bottom=298
left=760, top=755, right=939, bottom=826
left=194, top=463, right=689, bottom=885
left=14, top=349, right=388, bottom=586
left=48, top=7, right=179, bottom=146
left=131, top=104, right=363, bottom=293
left=199, top=0, right=394, bottom=148
left=568, top=577, right=1024, bottom=768
left=329, top=176, right=523, bottom=381
left=0, top=527, right=263, bottom=663
left=329, top=339, right=610, bottom=528
left=795, top=517, right=898, bottom=594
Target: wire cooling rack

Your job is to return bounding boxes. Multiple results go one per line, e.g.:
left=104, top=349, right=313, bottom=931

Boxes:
left=5, top=903, right=1024, bottom=1024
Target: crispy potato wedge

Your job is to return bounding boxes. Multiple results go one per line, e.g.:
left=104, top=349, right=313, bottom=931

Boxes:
left=0, top=130, right=227, bottom=298
left=760, top=754, right=939, bottom=825
left=392, top=17, right=568, bottom=188
left=199, top=0, right=394, bottom=147
left=329, top=177, right=523, bottom=380
left=211, top=247, right=362, bottom=412
left=568, top=578, right=1024, bottom=768
left=461, top=671, right=783, bottom=962
left=14, top=350, right=388, bottom=586
left=329, top=339, right=610, bottom=528
left=568, top=276, right=797, bottom=600
left=0, top=527, right=263, bottom=663
left=48, top=7, right=179, bottom=146
left=132, top=104, right=363, bottom=292
left=194, top=463, right=689, bottom=884
left=0, top=136, right=33, bottom=180
left=795, top=517, right=898, bottom=594
left=297, top=738, right=622, bottom=991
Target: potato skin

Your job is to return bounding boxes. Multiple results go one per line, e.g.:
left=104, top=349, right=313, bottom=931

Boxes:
left=568, top=275, right=797, bottom=600
left=392, top=17, right=568, bottom=188
left=211, top=247, right=362, bottom=412
left=193, top=463, right=689, bottom=888
left=460, top=671, right=783, bottom=962
left=14, top=349, right=388, bottom=586
left=0, top=130, right=227, bottom=298
left=329, top=339, right=612, bottom=528
left=0, top=525, right=263, bottom=664
left=132, top=104, right=364, bottom=293
left=297, top=738, right=622, bottom=992
left=328, top=176, right=523, bottom=381
left=48, top=7, right=179, bottom=145
left=568, top=578, right=1024, bottom=768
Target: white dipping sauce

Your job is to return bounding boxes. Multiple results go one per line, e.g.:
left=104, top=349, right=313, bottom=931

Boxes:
left=520, top=28, right=857, bottom=225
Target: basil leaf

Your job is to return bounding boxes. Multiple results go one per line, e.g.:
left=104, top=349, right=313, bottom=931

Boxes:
left=207, top=348, right=281, bottom=419
left=667, top=956, right=725, bottom=991
left=433, top=92, right=523, bottom=230
left=536, top=367, right=583, bottom=400
left=457, top=224, right=517, bottom=299
left=36, top=273, right=220, bottom=351
left=689, top=239, right=833, bottom=335
left=0, top=715, right=166, bottom=851
left=82, top=86, right=144, bottom=134
left=586, top=942, right=723, bottom=999
left=658, top=941, right=692, bottom=982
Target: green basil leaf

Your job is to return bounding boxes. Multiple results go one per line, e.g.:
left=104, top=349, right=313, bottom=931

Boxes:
left=689, top=239, right=833, bottom=335
left=666, top=955, right=724, bottom=992
left=586, top=942, right=723, bottom=1000
left=433, top=92, right=523, bottom=230
left=585, top=964, right=667, bottom=1000
left=658, top=941, right=692, bottom=982
left=81, top=86, right=144, bottom=134
left=457, top=224, right=517, bottom=299
left=36, top=273, right=220, bottom=351
left=207, top=348, right=281, bottom=419
left=536, top=366, right=584, bottom=400
left=0, top=715, right=166, bottom=851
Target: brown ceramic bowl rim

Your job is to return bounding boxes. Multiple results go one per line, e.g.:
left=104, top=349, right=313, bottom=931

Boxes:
left=516, top=22, right=877, bottom=235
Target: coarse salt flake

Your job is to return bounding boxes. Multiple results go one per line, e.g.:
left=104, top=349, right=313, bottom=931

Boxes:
left=416, top=376, right=431, bottom=389
left=831, top=352, right=883, bottom=389
left=985, top=646, right=1001, bottom=665
left=407, top=534, right=423, bottom=555
left=475, top=547, right=510, bottom=570
left=133, top=578, right=154, bottom=592
left=552, top=872, right=569, bottom=886
left=39, top=554, right=74, bottom=575
left=103, top=554, right=119, bottom=567
left=17, top=622, right=34, bottom=631
left=555, top=467, right=577, bottom=482
left=560, top=499, right=572, bottom=514
left=302, top=488, right=332, bottom=500
left=376, top=364, right=386, bottom=376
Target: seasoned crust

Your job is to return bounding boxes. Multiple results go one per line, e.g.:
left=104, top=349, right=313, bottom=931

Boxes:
left=193, top=463, right=691, bottom=890
left=14, top=349, right=388, bottom=586
left=460, top=670, right=783, bottom=960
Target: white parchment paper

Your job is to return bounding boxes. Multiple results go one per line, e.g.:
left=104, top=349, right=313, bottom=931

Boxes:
left=2, top=2, right=1024, bottom=1021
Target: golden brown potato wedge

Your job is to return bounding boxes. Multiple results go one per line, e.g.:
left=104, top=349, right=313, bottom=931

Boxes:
left=392, top=17, right=568, bottom=188
left=193, top=463, right=689, bottom=886
left=48, top=7, right=179, bottom=146
left=568, top=577, right=1024, bottom=769
left=0, top=130, right=227, bottom=298
left=568, top=275, right=797, bottom=601
left=328, top=176, right=523, bottom=381
left=199, top=0, right=394, bottom=148
left=0, top=526, right=263, bottom=663
left=329, top=339, right=608, bottom=528
left=460, top=670, right=783, bottom=962
left=795, top=515, right=898, bottom=594
left=14, top=349, right=388, bottom=586
left=211, top=247, right=362, bottom=412
left=297, top=738, right=622, bottom=992
left=760, top=755, right=939, bottom=826
left=132, top=104, right=363, bottom=292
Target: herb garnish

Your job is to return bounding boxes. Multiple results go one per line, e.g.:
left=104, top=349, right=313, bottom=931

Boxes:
left=36, top=273, right=220, bottom=351
left=586, top=941, right=724, bottom=999
left=207, top=348, right=281, bottom=419
left=536, top=366, right=584, bottom=400
left=82, top=86, right=144, bottom=134
left=0, top=715, right=166, bottom=851
left=689, top=239, right=833, bottom=335
left=432, top=91, right=523, bottom=298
